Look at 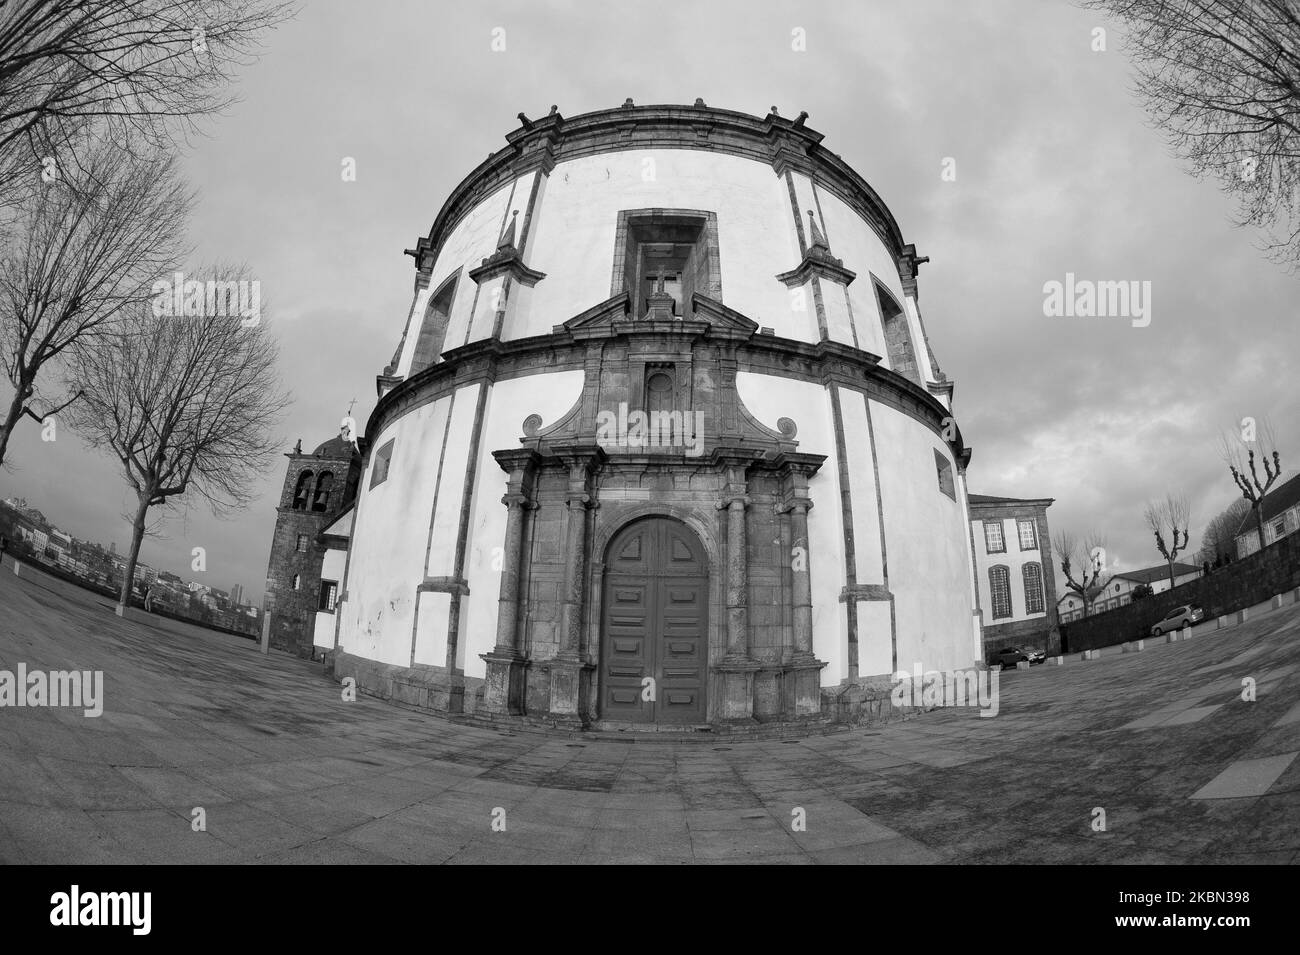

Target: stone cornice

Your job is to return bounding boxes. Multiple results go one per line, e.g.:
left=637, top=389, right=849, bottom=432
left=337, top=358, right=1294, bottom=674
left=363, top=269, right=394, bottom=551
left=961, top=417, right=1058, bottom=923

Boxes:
left=775, top=249, right=857, bottom=288
left=468, top=246, right=547, bottom=287
left=414, top=104, right=909, bottom=276
left=364, top=301, right=969, bottom=461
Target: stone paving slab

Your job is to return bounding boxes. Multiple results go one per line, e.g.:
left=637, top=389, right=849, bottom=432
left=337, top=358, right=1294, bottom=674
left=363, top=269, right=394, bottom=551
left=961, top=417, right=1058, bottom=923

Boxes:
left=3, top=559, right=1300, bottom=863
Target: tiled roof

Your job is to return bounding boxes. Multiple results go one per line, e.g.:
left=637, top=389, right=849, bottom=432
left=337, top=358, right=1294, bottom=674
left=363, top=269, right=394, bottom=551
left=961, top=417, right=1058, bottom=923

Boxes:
left=968, top=493, right=1054, bottom=507
left=1113, top=562, right=1202, bottom=585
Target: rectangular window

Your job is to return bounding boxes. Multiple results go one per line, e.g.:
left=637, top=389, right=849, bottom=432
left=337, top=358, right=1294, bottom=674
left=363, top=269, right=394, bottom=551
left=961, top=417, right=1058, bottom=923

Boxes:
left=1022, top=562, right=1045, bottom=614
left=934, top=449, right=955, bottom=500
left=989, top=566, right=1012, bottom=620
left=318, top=580, right=338, bottom=613
left=984, top=520, right=1005, bottom=554
left=1272, top=518, right=1286, bottom=539
left=370, top=439, right=395, bottom=489
left=1017, top=518, right=1038, bottom=551
left=296, top=534, right=308, bottom=553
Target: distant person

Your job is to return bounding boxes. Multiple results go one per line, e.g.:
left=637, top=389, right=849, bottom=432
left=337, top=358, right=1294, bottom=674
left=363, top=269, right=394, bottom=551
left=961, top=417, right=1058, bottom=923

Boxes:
left=1202, top=560, right=1211, bottom=576
left=0, top=534, right=7, bottom=566
left=143, top=583, right=154, bottom=613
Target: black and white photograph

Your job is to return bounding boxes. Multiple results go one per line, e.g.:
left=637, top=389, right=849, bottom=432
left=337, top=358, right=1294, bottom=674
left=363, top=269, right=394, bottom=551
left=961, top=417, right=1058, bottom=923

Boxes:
left=0, top=0, right=1296, bottom=923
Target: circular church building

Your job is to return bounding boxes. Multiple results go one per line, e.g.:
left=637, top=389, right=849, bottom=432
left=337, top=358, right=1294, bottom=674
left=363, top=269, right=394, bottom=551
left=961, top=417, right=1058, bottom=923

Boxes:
left=328, top=102, right=981, bottom=730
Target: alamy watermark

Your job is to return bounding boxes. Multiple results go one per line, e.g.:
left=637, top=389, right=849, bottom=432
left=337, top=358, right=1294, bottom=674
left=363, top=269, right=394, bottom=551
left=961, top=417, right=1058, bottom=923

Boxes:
left=151, top=271, right=261, bottom=327
left=595, top=402, right=705, bottom=457
left=891, top=661, right=999, bottom=718
left=0, top=664, right=103, bottom=717
left=1042, top=272, right=1151, bottom=328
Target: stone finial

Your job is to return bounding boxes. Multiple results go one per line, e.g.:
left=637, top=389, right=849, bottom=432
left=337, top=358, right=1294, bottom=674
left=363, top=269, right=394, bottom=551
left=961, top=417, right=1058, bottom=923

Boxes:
left=517, top=112, right=534, bottom=130
left=497, top=210, right=519, bottom=251
left=793, top=110, right=808, bottom=127
left=643, top=265, right=677, bottom=320
left=622, top=98, right=634, bottom=108
left=292, top=438, right=302, bottom=454
left=769, top=105, right=780, bottom=115
left=694, top=97, right=706, bottom=107
left=807, top=210, right=829, bottom=251
left=548, top=104, right=558, bottom=116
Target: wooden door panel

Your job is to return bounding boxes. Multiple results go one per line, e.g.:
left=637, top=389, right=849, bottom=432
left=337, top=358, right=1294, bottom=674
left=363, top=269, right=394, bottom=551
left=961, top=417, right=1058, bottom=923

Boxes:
left=601, top=518, right=707, bottom=725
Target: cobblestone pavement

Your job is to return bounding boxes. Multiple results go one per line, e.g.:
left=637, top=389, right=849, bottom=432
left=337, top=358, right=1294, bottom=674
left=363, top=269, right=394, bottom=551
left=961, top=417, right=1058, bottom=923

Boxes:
left=2, top=560, right=1297, bottom=864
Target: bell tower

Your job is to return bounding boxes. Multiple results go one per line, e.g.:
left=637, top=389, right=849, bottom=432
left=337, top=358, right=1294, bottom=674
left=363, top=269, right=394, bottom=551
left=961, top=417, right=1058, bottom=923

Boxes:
left=263, top=416, right=363, bottom=657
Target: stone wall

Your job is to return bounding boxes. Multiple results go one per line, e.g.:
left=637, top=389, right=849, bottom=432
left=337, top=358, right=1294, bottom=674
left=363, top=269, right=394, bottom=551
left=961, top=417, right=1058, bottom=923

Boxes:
left=1060, top=534, right=1300, bottom=652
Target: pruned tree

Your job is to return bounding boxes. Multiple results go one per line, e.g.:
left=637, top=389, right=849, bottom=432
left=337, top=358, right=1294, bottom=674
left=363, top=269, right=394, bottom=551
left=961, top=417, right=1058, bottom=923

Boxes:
left=64, top=271, right=289, bottom=615
left=1084, top=0, right=1300, bottom=266
left=0, top=141, right=190, bottom=467
left=1197, top=498, right=1252, bottom=563
left=1221, top=417, right=1284, bottom=554
left=1053, top=530, right=1112, bottom=617
left=0, top=0, right=294, bottom=207
left=1144, top=492, right=1191, bottom=587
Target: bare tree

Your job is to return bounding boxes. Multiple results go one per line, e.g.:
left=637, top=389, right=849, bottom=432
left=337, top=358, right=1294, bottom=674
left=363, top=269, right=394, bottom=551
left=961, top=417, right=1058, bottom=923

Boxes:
left=0, top=0, right=294, bottom=206
left=1144, top=492, right=1191, bottom=587
left=1221, top=417, right=1285, bottom=554
left=0, top=142, right=190, bottom=467
left=1197, top=498, right=1252, bottom=563
left=1053, top=530, right=1112, bottom=617
left=1085, top=0, right=1300, bottom=266
left=64, top=274, right=288, bottom=614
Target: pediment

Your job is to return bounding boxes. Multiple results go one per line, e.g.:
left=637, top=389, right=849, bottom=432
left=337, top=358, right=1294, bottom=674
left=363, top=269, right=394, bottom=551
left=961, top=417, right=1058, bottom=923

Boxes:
left=556, top=291, right=758, bottom=343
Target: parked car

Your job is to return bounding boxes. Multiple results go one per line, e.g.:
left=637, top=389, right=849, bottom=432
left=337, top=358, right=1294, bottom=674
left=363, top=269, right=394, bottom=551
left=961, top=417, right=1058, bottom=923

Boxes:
left=990, top=645, right=1045, bottom=667
left=1150, top=604, right=1205, bottom=636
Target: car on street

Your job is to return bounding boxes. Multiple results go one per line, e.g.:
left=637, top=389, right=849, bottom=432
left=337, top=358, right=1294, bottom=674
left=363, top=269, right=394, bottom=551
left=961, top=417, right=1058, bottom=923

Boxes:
left=990, top=645, right=1046, bottom=668
left=1149, top=604, right=1206, bottom=636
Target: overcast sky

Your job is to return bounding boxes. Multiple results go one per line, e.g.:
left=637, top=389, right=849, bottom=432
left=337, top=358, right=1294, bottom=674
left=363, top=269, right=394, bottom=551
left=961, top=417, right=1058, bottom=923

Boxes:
left=2, top=0, right=1295, bottom=604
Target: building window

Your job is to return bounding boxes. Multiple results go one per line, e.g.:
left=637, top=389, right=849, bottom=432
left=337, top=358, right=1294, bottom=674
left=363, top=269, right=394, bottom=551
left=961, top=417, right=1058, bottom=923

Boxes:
left=611, top=209, right=721, bottom=319
left=989, top=565, right=1012, bottom=620
left=984, top=520, right=1005, bottom=554
left=312, top=471, right=334, bottom=512
left=934, top=449, right=955, bottom=500
left=1017, top=518, right=1038, bottom=551
left=877, top=282, right=921, bottom=387
left=292, top=470, right=313, bottom=510
left=1023, top=562, right=1045, bottom=614
left=1272, top=518, right=1286, bottom=540
left=296, top=534, right=308, bottom=553
left=292, top=574, right=301, bottom=591
left=410, top=272, right=459, bottom=373
left=369, top=439, right=394, bottom=489
left=318, top=580, right=338, bottom=613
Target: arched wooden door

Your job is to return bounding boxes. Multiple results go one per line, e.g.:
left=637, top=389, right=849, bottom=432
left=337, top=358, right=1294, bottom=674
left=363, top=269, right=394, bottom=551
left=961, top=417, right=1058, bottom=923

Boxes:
left=600, top=517, right=708, bottom=724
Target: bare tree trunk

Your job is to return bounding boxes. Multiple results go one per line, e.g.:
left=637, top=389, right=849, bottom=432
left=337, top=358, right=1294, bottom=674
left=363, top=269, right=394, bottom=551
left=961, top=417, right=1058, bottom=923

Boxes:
left=0, top=383, right=27, bottom=468
left=1167, top=559, right=1176, bottom=589
left=116, top=494, right=150, bottom=616
left=1256, top=507, right=1267, bottom=553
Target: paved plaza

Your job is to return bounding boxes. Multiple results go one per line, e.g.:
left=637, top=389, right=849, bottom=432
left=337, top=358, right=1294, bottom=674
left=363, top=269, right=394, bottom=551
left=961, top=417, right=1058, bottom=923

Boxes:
left=1, top=561, right=1297, bottom=864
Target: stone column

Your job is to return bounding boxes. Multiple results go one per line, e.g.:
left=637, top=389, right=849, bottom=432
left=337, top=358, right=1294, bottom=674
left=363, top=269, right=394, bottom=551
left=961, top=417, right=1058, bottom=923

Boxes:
left=547, top=446, right=602, bottom=724
left=713, top=458, right=759, bottom=721
left=481, top=449, right=539, bottom=715
left=780, top=457, right=828, bottom=718
left=788, top=499, right=814, bottom=658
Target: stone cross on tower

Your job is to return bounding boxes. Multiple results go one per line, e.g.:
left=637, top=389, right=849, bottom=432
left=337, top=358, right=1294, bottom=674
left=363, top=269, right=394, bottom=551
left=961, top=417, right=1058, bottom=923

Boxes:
left=644, top=264, right=677, bottom=320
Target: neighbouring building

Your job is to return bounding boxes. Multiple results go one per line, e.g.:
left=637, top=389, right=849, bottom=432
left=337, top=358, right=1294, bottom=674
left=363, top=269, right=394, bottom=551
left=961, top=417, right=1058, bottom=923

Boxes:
left=262, top=426, right=362, bottom=657
left=1235, top=472, right=1300, bottom=559
left=968, top=494, right=1057, bottom=660
left=1057, top=561, right=1202, bottom=622
left=323, top=102, right=985, bottom=731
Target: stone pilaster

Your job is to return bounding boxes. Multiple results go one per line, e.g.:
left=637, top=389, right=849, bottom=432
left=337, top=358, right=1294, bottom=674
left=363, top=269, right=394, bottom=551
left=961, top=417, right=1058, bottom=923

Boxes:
left=547, top=446, right=602, bottom=723
left=481, top=449, right=539, bottom=715
left=778, top=457, right=828, bottom=717
left=714, top=458, right=759, bottom=721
